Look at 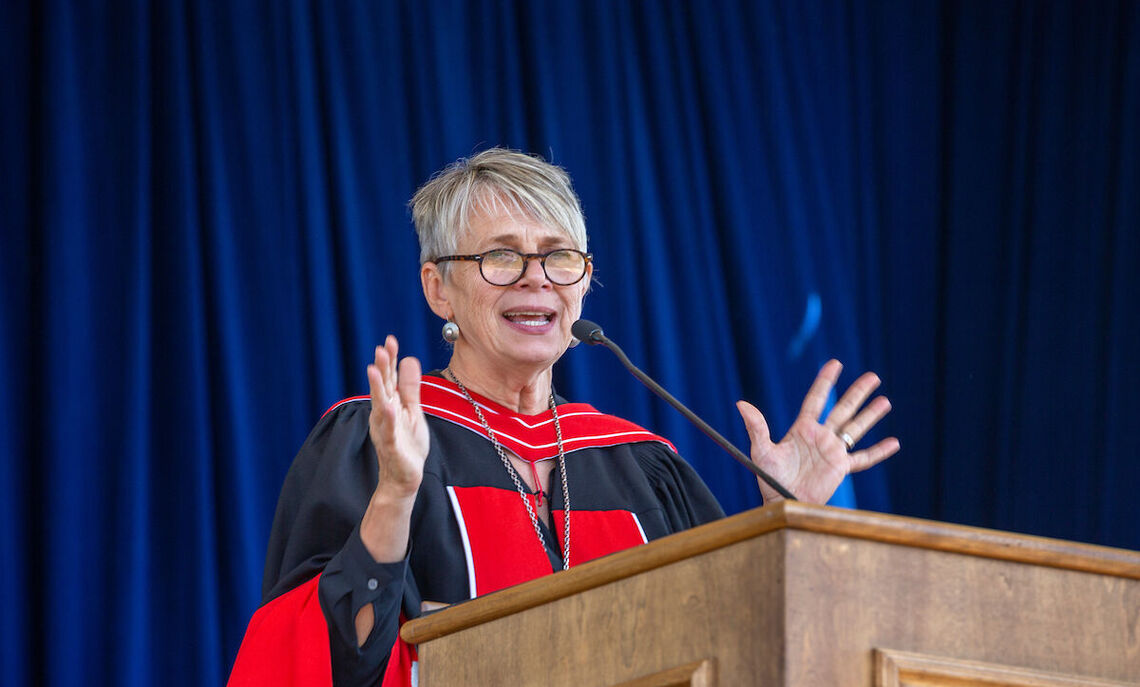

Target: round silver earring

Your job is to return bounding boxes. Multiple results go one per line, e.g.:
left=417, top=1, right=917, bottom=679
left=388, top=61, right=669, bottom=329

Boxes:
left=442, top=320, right=460, bottom=343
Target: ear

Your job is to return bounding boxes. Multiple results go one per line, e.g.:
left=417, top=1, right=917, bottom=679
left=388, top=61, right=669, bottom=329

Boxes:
left=581, top=260, right=594, bottom=297
left=421, top=261, right=452, bottom=320
left=569, top=261, right=593, bottom=320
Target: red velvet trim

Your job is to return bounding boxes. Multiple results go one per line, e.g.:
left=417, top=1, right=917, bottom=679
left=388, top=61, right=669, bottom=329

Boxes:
left=550, top=509, right=647, bottom=565
left=228, top=576, right=332, bottom=687
left=380, top=614, right=418, bottom=687
left=449, top=486, right=649, bottom=596
left=227, top=575, right=417, bottom=687
left=449, top=486, right=554, bottom=596
left=318, top=379, right=676, bottom=460
left=420, top=377, right=676, bottom=459
left=321, top=395, right=369, bottom=419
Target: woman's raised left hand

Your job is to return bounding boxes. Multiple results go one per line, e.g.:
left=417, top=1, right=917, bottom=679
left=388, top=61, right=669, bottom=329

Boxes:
left=736, top=360, right=900, bottom=505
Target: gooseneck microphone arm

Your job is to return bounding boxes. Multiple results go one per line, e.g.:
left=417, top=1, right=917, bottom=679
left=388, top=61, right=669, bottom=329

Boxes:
left=571, top=319, right=797, bottom=501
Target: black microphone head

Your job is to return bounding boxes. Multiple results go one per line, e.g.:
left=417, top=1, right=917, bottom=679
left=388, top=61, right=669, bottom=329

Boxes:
left=571, top=319, right=604, bottom=344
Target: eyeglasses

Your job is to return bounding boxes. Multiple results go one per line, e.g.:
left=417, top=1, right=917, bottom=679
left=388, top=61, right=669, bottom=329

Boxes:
left=433, top=249, right=592, bottom=286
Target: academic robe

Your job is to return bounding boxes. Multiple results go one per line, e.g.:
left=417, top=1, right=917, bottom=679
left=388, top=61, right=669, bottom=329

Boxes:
left=229, top=374, right=725, bottom=686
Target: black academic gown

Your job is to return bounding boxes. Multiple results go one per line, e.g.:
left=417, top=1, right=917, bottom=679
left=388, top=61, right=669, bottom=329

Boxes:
left=231, top=374, right=725, bottom=687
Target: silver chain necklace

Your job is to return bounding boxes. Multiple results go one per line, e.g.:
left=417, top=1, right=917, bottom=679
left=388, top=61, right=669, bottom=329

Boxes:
left=444, top=370, right=571, bottom=570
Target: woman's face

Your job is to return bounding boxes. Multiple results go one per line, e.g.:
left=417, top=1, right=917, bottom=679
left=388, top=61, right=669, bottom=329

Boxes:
left=422, top=206, right=591, bottom=375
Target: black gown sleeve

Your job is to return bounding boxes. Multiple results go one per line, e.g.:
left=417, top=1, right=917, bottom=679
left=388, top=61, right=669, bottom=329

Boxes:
left=634, top=441, right=727, bottom=532
left=318, top=527, right=414, bottom=685
left=260, top=399, right=419, bottom=686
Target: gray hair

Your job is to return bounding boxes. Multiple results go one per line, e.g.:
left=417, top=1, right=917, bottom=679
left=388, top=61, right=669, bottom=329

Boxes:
left=410, top=148, right=588, bottom=267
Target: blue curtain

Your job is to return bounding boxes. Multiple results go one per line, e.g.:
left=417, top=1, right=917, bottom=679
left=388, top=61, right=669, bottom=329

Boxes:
left=2, top=1, right=1137, bottom=684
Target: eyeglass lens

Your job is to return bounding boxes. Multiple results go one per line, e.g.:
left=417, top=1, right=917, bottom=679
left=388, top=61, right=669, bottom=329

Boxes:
left=480, top=249, right=586, bottom=285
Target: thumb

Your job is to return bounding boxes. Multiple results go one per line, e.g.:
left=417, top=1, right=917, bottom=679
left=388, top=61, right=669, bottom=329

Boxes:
left=736, top=400, right=772, bottom=451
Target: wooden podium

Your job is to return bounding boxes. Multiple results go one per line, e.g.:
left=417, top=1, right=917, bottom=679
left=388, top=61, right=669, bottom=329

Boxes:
left=401, top=501, right=1140, bottom=686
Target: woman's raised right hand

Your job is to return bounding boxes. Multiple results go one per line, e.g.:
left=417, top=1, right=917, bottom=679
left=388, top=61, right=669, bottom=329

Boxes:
left=366, top=335, right=430, bottom=499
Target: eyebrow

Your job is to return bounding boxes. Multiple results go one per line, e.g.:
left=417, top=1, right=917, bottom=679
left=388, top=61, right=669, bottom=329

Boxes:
left=483, top=233, right=572, bottom=250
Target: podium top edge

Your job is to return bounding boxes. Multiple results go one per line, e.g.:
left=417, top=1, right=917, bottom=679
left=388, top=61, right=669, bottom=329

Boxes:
left=401, top=502, right=1140, bottom=644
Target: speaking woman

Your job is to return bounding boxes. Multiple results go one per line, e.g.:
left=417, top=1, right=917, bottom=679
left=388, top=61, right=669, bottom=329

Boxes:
left=228, top=148, right=898, bottom=686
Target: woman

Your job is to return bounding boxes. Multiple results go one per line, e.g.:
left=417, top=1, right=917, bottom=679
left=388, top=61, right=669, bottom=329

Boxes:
left=228, top=149, right=898, bottom=687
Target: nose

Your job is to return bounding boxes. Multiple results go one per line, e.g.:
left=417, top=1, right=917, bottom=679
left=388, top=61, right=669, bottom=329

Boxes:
left=515, top=254, right=549, bottom=287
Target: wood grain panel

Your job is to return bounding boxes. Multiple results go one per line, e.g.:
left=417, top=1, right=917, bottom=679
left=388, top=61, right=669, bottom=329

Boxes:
left=782, top=529, right=1140, bottom=685
left=610, top=659, right=716, bottom=687
left=875, top=648, right=1139, bottom=686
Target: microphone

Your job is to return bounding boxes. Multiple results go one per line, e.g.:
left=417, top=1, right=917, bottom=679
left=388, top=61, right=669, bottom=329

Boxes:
left=571, top=319, right=797, bottom=501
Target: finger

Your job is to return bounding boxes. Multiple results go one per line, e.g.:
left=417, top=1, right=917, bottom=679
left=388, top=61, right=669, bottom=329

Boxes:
left=385, top=335, right=398, bottom=371
left=736, top=400, right=773, bottom=451
left=823, top=371, right=881, bottom=431
left=847, top=437, right=900, bottom=473
left=797, top=359, right=842, bottom=423
left=384, top=335, right=399, bottom=395
left=373, top=341, right=392, bottom=370
left=838, top=395, right=892, bottom=444
left=368, top=344, right=391, bottom=407
left=397, top=356, right=423, bottom=413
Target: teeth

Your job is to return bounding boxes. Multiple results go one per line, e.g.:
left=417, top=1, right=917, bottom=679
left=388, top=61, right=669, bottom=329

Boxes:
left=504, top=311, right=553, bottom=327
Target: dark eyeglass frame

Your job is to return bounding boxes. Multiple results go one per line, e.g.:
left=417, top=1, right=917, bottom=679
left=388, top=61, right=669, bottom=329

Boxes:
left=433, top=248, right=593, bottom=286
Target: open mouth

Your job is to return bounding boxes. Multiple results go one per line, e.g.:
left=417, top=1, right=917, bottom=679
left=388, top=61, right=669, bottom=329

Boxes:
left=503, top=310, right=555, bottom=328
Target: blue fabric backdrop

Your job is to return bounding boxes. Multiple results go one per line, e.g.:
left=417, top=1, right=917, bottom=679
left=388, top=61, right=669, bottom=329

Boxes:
left=2, top=1, right=1137, bottom=685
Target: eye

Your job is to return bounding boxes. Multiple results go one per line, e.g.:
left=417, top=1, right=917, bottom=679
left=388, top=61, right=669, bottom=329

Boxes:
left=482, top=249, right=522, bottom=267
left=545, top=249, right=581, bottom=267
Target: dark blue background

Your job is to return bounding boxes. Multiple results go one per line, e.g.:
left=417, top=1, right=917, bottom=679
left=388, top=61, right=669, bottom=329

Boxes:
left=2, top=1, right=1137, bottom=684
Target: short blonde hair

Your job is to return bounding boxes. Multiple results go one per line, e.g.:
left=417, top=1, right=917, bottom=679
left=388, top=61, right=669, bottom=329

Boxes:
left=410, top=148, right=588, bottom=266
